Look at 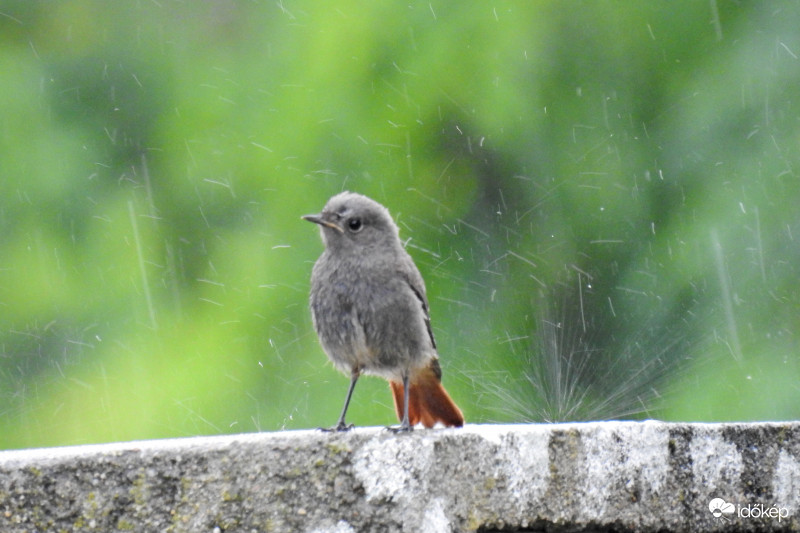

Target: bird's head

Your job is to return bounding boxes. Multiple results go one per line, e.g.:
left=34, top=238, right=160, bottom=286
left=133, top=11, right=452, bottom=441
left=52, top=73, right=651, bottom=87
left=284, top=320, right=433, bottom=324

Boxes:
left=302, top=191, right=401, bottom=254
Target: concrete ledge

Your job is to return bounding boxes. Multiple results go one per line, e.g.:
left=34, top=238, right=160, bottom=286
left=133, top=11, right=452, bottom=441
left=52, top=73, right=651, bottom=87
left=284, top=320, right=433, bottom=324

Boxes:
left=1, top=422, right=798, bottom=532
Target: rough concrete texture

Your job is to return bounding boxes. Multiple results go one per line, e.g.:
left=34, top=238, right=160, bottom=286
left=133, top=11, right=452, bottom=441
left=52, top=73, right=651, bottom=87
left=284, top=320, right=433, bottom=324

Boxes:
left=0, top=422, right=798, bottom=532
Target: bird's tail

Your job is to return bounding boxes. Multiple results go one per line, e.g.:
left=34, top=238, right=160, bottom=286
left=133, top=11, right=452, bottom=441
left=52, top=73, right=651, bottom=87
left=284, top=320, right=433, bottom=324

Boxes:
left=390, top=362, right=464, bottom=428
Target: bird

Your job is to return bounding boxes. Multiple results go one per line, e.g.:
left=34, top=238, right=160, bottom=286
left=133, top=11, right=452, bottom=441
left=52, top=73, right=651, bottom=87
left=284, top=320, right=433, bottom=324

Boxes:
left=302, top=191, right=464, bottom=432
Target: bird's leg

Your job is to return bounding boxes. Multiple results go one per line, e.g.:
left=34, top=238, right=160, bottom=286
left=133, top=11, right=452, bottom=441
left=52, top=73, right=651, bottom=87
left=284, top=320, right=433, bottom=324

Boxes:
left=387, top=373, right=413, bottom=433
left=321, top=368, right=359, bottom=432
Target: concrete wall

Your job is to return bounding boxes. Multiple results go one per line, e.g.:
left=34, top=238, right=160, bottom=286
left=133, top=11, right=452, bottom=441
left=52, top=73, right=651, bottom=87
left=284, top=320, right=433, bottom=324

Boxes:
left=1, top=422, right=798, bottom=532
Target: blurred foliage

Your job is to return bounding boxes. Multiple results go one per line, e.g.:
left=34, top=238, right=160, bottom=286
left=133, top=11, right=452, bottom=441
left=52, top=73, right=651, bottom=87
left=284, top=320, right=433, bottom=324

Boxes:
left=1, top=1, right=798, bottom=449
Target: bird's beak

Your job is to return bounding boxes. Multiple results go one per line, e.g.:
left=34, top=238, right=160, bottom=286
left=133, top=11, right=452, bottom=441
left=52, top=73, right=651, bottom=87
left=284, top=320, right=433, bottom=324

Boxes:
left=302, top=213, right=344, bottom=233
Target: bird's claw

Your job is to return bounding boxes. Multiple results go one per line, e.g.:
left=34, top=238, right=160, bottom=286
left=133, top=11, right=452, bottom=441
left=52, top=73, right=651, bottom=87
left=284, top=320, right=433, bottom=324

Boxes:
left=319, top=422, right=354, bottom=433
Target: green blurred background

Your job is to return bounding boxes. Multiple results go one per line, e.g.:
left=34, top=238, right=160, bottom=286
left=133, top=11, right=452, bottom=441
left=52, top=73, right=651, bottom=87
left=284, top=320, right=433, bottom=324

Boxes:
left=1, top=1, right=798, bottom=450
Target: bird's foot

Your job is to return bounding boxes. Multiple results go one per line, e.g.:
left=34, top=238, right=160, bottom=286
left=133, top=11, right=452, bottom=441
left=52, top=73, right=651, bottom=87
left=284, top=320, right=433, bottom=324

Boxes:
left=385, top=422, right=413, bottom=434
left=319, top=422, right=354, bottom=432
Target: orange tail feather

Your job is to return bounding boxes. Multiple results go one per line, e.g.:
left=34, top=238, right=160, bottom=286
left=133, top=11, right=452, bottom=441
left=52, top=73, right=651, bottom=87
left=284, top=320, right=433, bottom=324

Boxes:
left=390, top=365, right=464, bottom=428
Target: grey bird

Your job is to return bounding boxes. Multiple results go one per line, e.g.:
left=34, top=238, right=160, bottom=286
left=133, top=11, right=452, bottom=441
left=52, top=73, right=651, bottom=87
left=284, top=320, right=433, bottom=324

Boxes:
left=303, top=191, right=464, bottom=431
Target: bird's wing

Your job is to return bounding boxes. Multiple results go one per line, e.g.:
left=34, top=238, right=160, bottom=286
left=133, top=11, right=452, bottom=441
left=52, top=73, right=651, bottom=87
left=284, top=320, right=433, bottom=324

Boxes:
left=398, top=259, right=437, bottom=353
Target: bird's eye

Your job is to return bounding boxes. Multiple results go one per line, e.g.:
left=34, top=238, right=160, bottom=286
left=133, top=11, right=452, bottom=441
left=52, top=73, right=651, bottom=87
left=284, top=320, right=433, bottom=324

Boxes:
left=347, top=217, right=363, bottom=232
